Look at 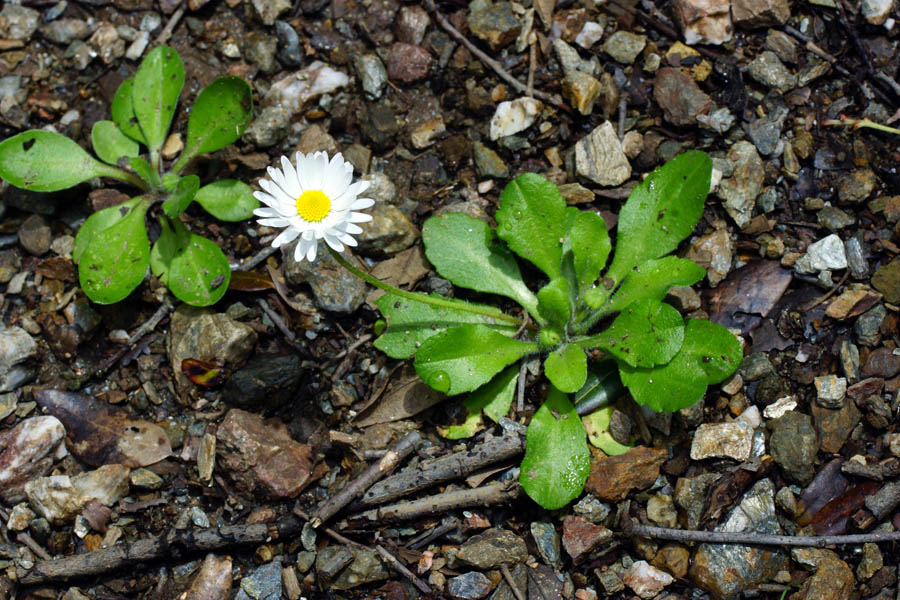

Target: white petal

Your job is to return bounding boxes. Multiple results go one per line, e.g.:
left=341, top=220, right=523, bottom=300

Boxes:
left=257, top=217, right=291, bottom=227
left=324, top=234, right=344, bottom=252
left=302, top=229, right=315, bottom=241
left=337, top=232, right=358, bottom=246
left=294, top=239, right=308, bottom=262
left=253, top=207, right=280, bottom=218
left=349, top=197, right=374, bottom=210
left=355, top=179, right=371, bottom=194
left=348, top=212, right=373, bottom=223
left=266, top=165, right=289, bottom=196
left=280, top=155, right=302, bottom=198
left=306, top=241, right=318, bottom=262
left=253, top=190, right=281, bottom=209
left=343, top=223, right=363, bottom=235
left=323, top=160, right=353, bottom=199
left=309, top=152, right=329, bottom=190
left=272, top=227, right=301, bottom=247
left=259, top=179, right=295, bottom=208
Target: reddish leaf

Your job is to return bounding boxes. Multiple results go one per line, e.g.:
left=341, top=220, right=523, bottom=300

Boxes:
left=181, top=358, right=230, bottom=388
left=34, top=390, right=172, bottom=468
left=228, top=269, right=275, bottom=291
left=810, top=481, right=880, bottom=535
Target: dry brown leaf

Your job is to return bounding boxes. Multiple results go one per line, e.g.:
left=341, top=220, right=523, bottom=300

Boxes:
left=34, top=390, right=172, bottom=468
left=354, top=364, right=444, bottom=427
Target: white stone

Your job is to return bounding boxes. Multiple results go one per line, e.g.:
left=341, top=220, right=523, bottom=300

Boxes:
left=125, top=30, right=149, bottom=60
left=574, top=121, right=631, bottom=186
left=489, top=97, right=542, bottom=140
left=265, top=62, right=350, bottom=115
left=26, top=464, right=130, bottom=524
left=737, top=405, right=761, bottom=428
left=814, top=375, right=847, bottom=408
left=623, top=561, right=674, bottom=599
left=862, top=0, right=893, bottom=25
left=7, top=503, right=35, bottom=531
left=793, top=234, right=848, bottom=274
left=690, top=421, right=754, bottom=461
left=763, top=395, right=797, bottom=419
left=575, top=21, right=605, bottom=48
left=671, top=0, right=733, bottom=45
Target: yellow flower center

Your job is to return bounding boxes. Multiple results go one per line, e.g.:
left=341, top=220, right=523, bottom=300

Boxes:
left=296, top=190, right=331, bottom=222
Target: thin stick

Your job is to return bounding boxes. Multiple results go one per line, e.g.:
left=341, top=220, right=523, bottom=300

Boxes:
left=526, top=41, right=536, bottom=98
left=310, top=431, right=421, bottom=528
left=128, top=296, right=174, bottom=344
left=798, top=270, right=850, bottom=311
left=626, top=520, right=900, bottom=547
left=293, top=508, right=365, bottom=549
left=256, top=297, right=296, bottom=342
left=156, top=4, right=185, bottom=45
left=237, top=244, right=278, bottom=271
left=500, top=565, right=526, bottom=600
left=375, top=545, right=433, bottom=595
left=17, top=532, right=52, bottom=561
left=516, top=360, right=527, bottom=413
left=353, top=481, right=522, bottom=523
left=357, top=434, right=524, bottom=506
left=424, top=0, right=569, bottom=112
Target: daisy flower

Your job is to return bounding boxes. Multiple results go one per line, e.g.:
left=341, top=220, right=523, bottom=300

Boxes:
left=253, top=151, right=374, bottom=262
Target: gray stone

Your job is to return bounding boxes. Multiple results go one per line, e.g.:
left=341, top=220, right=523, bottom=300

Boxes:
left=765, top=30, right=798, bottom=64
left=448, top=571, right=492, bottom=599
left=755, top=373, right=789, bottom=406
left=575, top=121, right=631, bottom=186
left=166, top=306, right=258, bottom=391
left=674, top=473, right=719, bottom=530
left=40, top=18, right=89, bottom=44
left=872, top=257, right=900, bottom=304
left=769, top=412, right=817, bottom=484
left=353, top=54, right=388, bottom=100
left=573, top=496, right=611, bottom=523
left=235, top=560, right=282, bottom=600
left=318, top=546, right=388, bottom=590
left=243, top=106, right=291, bottom=148
left=251, top=0, right=290, bottom=25
left=26, top=464, right=131, bottom=524
left=18, top=214, right=52, bottom=256
left=602, top=31, right=646, bottom=64
left=690, top=421, right=754, bottom=461
left=467, top=2, right=520, bottom=51
left=553, top=38, right=599, bottom=76
left=0, top=5, right=40, bottom=41
left=296, top=551, right=316, bottom=573
left=855, top=305, right=886, bottom=347
left=653, top=67, right=711, bottom=126
left=814, top=375, right=847, bottom=409
left=717, top=141, right=764, bottom=228
left=0, top=325, right=37, bottom=393
left=282, top=246, right=367, bottom=313
left=748, top=51, right=796, bottom=91
left=396, top=5, right=430, bottom=45
left=491, top=564, right=528, bottom=600
left=473, top=142, right=509, bottom=179
left=746, top=105, right=787, bottom=156
left=794, top=234, right=848, bottom=274
left=817, top=206, right=855, bottom=231
left=356, top=203, right=418, bottom=257
left=740, top=352, right=775, bottom=381
left=243, top=31, right=278, bottom=73
left=839, top=340, right=860, bottom=382
left=690, top=480, right=789, bottom=598
left=457, top=528, right=527, bottom=569
left=837, top=169, right=877, bottom=204
left=274, top=21, right=302, bottom=68
left=530, top=521, right=561, bottom=566
left=844, top=237, right=869, bottom=279
left=697, top=106, right=736, bottom=134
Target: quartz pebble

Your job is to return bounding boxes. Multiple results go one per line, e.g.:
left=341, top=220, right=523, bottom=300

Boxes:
left=814, top=375, right=847, bottom=408
left=574, top=121, right=631, bottom=186
left=793, top=234, right=848, bottom=274
left=489, top=97, right=542, bottom=140
left=690, top=421, right=754, bottom=461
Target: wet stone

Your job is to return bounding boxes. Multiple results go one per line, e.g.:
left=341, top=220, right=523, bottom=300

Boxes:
left=448, top=571, right=492, bottom=599
left=0, top=325, right=37, bottom=393
left=356, top=203, right=418, bottom=257
left=467, top=2, right=520, bottom=51
left=387, top=43, right=432, bottom=83
left=855, top=305, right=886, bottom=347
left=530, top=521, right=561, bottom=566
left=0, top=5, right=40, bottom=41
left=817, top=206, right=855, bottom=231
left=717, top=141, right=764, bottom=229
left=747, top=51, right=796, bottom=92
left=690, top=480, right=789, bottom=598
left=602, top=31, right=646, bottom=64
left=872, top=257, right=900, bottom=304
left=690, top=421, right=754, bottom=461
left=862, top=348, right=900, bottom=378
left=575, top=120, right=631, bottom=186
left=573, top=495, right=611, bottom=523
left=473, top=142, right=509, bottom=179
left=396, top=5, right=430, bottom=45
left=562, top=515, right=613, bottom=562
left=793, top=234, right=848, bottom=274
left=814, top=375, right=847, bottom=408
left=274, top=20, right=302, bottom=67
left=18, top=215, right=51, bottom=256
left=283, top=246, right=367, bottom=313
left=585, top=446, right=667, bottom=502
left=235, top=560, right=281, bottom=600
left=811, top=401, right=861, bottom=453
left=769, top=411, right=817, bottom=484
left=224, top=354, right=305, bottom=411
left=837, top=169, right=877, bottom=204
left=653, top=67, right=712, bottom=126
left=457, top=528, right=527, bottom=568
left=243, top=106, right=291, bottom=148
left=623, top=561, right=674, bottom=599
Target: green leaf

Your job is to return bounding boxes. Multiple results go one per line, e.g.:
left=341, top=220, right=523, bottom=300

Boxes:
left=544, top=345, right=587, bottom=393
left=150, top=216, right=231, bottom=306
left=180, top=76, right=253, bottom=165
left=161, top=172, right=181, bottom=192
left=584, top=406, right=633, bottom=456
left=194, top=179, right=259, bottom=221
left=77, top=197, right=152, bottom=304
left=111, top=77, right=146, bottom=145
left=414, top=324, right=537, bottom=396
left=161, top=174, right=200, bottom=218
left=74, top=197, right=142, bottom=264
left=573, top=360, right=625, bottom=414
left=564, top=208, right=610, bottom=293
left=373, top=293, right=518, bottom=359
left=537, top=277, right=572, bottom=328
left=619, top=319, right=743, bottom=412
left=129, top=156, right=156, bottom=187
left=519, top=387, right=590, bottom=510
left=591, top=299, right=684, bottom=368
left=495, top=173, right=566, bottom=279
left=441, top=366, right=518, bottom=439
left=0, top=130, right=117, bottom=192
left=132, top=45, right=184, bottom=151
left=422, top=213, right=539, bottom=319
left=605, top=150, right=712, bottom=287
left=604, top=256, right=706, bottom=314
left=91, top=121, right=140, bottom=165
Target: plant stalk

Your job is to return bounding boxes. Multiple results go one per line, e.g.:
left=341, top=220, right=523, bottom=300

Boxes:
left=97, top=164, right=152, bottom=192
left=150, top=149, right=161, bottom=176
left=328, top=247, right=524, bottom=326
left=823, top=116, right=900, bottom=135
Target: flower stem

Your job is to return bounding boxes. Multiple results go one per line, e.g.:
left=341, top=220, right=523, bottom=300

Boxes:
left=95, top=164, right=151, bottom=192
left=823, top=116, right=900, bottom=136
left=328, top=247, right=523, bottom=326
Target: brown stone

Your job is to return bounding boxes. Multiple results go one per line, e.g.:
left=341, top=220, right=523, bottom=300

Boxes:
left=387, top=42, right=432, bottom=83
left=561, top=515, right=613, bottom=562
left=216, top=409, right=315, bottom=498
left=585, top=446, right=667, bottom=502
left=653, top=67, right=712, bottom=126
left=811, top=401, right=862, bottom=454
left=732, top=0, right=789, bottom=28
left=862, top=347, right=900, bottom=379
left=792, top=556, right=855, bottom=600
left=652, top=544, right=690, bottom=579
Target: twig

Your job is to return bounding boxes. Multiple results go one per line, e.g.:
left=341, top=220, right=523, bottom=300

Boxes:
left=356, top=434, right=524, bottom=507
left=407, top=520, right=459, bottom=550
left=526, top=41, right=536, bottom=98
left=156, top=4, right=185, bottom=45
left=823, top=115, right=900, bottom=136
left=328, top=333, right=374, bottom=382
left=310, top=431, right=422, bottom=528
left=128, top=296, right=174, bottom=344
left=236, top=245, right=278, bottom=271
left=292, top=508, right=365, bottom=549
left=501, top=565, right=526, bottom=600
left=798, top=270, right=850, bottom=311
left=375, top=545, right=433, bottom=595
left=424, top=0, right=569, bottom=112
left=516, top=360, right=527, bottom=413
left=256, top=297, right=296, bottom=342
left=17, top=532, right=51, bottom=561
left=625, top=520, right=900, bottom=547
left=352, top=481, right=522, bottom=523
left=18, top=516, right=304, bottom=585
